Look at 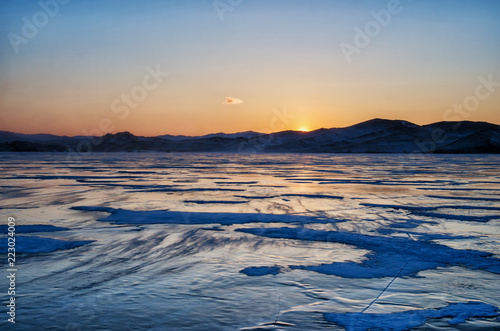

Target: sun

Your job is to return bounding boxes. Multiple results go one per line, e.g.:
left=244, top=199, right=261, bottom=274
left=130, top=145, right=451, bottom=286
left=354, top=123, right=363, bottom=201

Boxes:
left=298, top=127, right=309, bottom=132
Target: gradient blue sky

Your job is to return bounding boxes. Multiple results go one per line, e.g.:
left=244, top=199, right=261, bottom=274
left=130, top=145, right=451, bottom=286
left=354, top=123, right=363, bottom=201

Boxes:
left=1, top=0, right=499, bottom=135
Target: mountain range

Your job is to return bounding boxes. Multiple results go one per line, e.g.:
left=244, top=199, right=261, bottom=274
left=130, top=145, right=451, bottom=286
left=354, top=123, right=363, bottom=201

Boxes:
left=1, top=119, right=499, bottom=153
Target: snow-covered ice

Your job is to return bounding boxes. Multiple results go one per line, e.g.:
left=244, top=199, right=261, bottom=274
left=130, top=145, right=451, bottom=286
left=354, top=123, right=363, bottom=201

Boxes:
left=238, top=227, right=500, bottom=277
left=324, top=301, right=498, bottom=331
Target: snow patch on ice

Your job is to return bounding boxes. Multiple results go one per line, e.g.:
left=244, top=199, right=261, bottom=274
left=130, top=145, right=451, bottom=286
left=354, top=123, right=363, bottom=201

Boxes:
left=0, top=236, right=93, bottom=254
left=324, top=301, right=499, bottom=331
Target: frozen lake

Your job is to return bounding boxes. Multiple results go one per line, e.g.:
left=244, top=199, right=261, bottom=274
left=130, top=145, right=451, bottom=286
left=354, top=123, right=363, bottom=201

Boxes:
left=1, top=153, right=499, bottom=330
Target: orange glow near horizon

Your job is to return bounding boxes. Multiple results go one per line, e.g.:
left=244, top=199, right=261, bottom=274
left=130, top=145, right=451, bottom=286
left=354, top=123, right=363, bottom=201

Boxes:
left=1, top=2, right=500, bottom=136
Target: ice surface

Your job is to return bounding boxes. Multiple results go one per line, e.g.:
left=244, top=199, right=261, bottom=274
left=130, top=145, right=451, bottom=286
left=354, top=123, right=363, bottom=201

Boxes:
left=4, top=175, right=140, bottom=180
left=234, top=195, right=280, bottom=199
left=361, top=203, right=500, bottom=211
left=408, top=211, right=496, bottom=222
left=1, top=153, right=499, bottom=330
left=136, top=187, right=246, bottom=192
left=233, top=193, right=344, bottom=200
left=324, top=301, right=499, bottom=331
left=285, top=178, right=465, bottom=186
left=241, top=265, right=282, bottom=276
left=361, top=203, right=500, bottom=222
left=183, top=200, right=249, bottom=204
left=426, top=194, right=500, bottom=202
left=280, top=194, right=343, bottom=199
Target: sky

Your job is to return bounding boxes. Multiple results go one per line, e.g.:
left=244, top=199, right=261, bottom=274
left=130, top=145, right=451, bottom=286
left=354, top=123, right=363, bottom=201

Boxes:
left=0, top=0, right=499, bottom=136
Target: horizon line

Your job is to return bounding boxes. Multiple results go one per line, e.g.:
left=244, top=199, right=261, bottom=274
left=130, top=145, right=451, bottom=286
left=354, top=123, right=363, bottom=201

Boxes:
left=1, top=117, right=499, bottom=137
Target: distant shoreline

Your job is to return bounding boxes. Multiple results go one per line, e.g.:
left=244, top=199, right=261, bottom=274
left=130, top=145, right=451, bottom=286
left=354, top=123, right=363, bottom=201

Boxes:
left=2, top=119, right=499, bottom=154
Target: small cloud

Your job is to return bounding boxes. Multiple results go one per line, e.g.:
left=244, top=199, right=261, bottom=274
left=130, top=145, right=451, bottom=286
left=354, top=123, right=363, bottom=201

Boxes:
left=223, top=96, right=244, bottom=105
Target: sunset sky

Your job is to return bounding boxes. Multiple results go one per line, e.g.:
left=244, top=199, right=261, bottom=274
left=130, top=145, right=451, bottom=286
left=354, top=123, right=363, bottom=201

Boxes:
left=1, top=0, right=499, bottom=136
